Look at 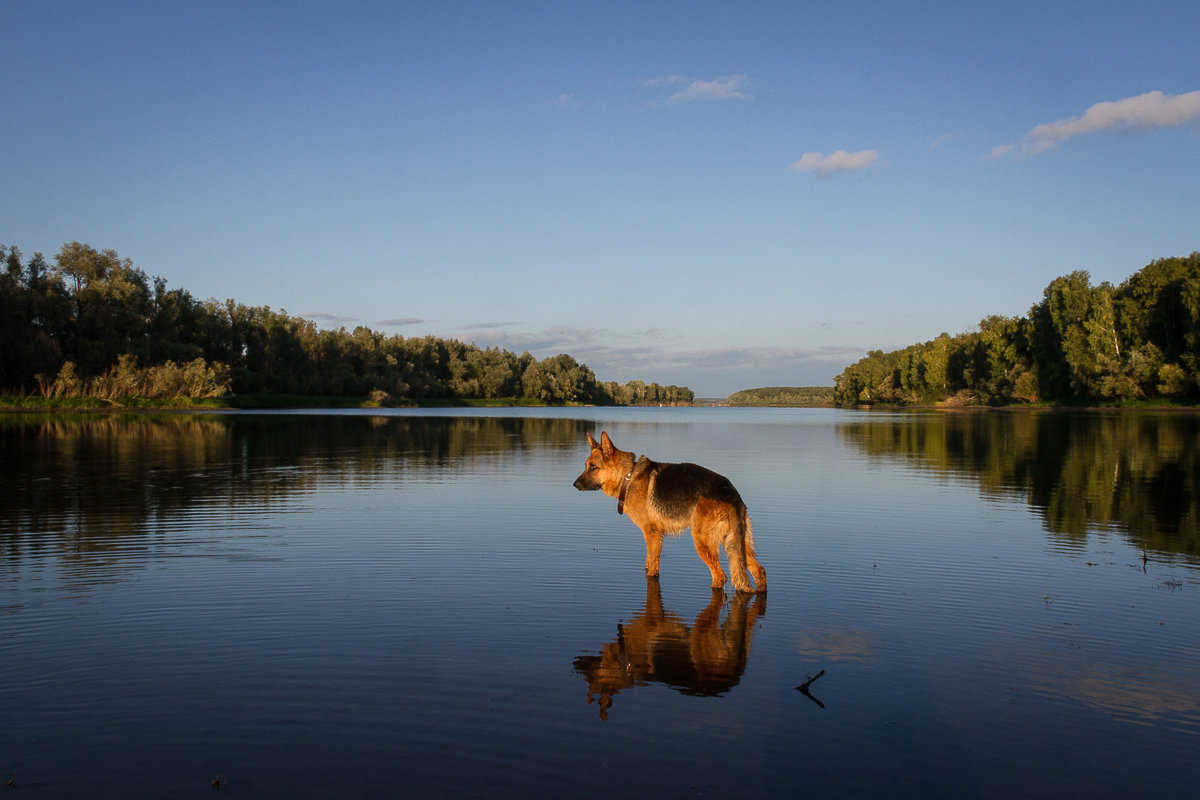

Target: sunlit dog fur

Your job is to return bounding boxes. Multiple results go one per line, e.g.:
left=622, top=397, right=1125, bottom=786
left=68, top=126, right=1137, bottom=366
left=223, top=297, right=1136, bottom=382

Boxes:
left=573, top=431, right=766, bottom=593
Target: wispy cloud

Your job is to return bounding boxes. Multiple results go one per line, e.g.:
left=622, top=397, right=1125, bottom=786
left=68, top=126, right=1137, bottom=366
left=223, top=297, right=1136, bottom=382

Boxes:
left=460, top=321, right=522, bottom=331
left=457, top=325, right=859, bottom=367
left=566, top=74, right=752, bottom=112
left=378, top=317, right=424, bottom=327
left=991, top=89, right=1200, bottom=158
left=301, top=311, right=360, bottom=326
left=666, top=74, right=751, bottom=104
left=789, top=150, right=881, bottom=176
left=646, top=344, right=866, bottom=370
left=580, top=343, right=865, bottom=394
left=455, top=325, right=620, bottom=355
left=449, top=324, right=863, bottom=393
left=928, top=133, right=954, bottom=152
left=639, top=75, right=686, bottom=88
left=637, top=73, right=752, bottom=106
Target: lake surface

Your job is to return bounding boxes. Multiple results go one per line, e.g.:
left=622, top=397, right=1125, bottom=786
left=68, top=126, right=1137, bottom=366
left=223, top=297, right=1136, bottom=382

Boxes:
left=3, top=407, right=1198, bottom=798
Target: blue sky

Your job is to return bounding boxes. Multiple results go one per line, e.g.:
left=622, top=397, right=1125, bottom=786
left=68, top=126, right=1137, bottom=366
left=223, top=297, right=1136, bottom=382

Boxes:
left=3, top=1, right=1198, bottom=396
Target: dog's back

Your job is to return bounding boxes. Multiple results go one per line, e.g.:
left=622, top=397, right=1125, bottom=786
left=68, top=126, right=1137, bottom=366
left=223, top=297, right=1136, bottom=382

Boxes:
left=645, top=461, right=745, bottom=525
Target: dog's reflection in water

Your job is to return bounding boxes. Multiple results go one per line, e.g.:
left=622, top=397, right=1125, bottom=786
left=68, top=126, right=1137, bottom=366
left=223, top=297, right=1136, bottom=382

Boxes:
left=573, top=578, right=766, bottom=720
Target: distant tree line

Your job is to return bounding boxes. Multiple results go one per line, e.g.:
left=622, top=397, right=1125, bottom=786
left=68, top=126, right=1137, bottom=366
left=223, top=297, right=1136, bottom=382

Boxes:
left=0, top=242, right=692, bottom=404
left=834, top=253, right=1200, bottom=406
left=598, top=380, right=694, bottom=405
left=726, top=386, right=835, bottom=407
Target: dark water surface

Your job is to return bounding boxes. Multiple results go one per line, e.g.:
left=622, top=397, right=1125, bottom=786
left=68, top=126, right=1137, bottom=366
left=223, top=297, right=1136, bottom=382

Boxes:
left=3, top=407, right=1198, bottom=798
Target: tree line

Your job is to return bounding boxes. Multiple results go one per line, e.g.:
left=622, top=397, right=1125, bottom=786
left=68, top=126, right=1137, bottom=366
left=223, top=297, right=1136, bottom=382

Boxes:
left=0, top=242, right=693, bottom=405
left=726, top=386, right=835, bottom=407
left=834, top=253, right=1200, bottom=406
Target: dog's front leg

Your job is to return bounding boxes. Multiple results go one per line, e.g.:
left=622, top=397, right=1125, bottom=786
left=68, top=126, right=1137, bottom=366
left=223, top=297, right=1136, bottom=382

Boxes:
left=641, top=526, right=664, bottom=576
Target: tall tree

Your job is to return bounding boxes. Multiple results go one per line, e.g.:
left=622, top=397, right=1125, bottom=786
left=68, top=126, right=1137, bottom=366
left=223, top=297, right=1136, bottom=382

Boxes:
left=52, top=242, right=153, bottom=374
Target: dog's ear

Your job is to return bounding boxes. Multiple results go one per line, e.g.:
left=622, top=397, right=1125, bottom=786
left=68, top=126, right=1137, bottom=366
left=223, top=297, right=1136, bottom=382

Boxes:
left=586, top=432, right=600, bottom=450
left=600, top=431, right=615, bottom=457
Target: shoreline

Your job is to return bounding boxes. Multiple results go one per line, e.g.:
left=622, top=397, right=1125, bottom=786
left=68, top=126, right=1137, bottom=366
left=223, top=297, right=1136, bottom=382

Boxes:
left=3, top=399, right=1196, bottom=414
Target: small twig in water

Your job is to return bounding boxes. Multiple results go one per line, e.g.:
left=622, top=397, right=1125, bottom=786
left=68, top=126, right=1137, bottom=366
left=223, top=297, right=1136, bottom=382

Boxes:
left=795, top=669, right=826, bottom=709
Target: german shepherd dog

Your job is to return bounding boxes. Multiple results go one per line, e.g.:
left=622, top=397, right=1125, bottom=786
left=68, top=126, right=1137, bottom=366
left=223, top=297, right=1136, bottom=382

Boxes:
left=573, top=432, right=766, bottom=593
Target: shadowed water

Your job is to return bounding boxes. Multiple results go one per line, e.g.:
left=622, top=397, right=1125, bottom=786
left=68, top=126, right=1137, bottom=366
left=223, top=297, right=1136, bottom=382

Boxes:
left=2, top=407, right=1198, bottom=797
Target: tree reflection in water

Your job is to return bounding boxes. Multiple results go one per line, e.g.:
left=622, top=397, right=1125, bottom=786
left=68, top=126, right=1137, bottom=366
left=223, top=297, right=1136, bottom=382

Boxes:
left=838, top=410, right=1200, bottom=560
left=0, top=412, right=594, bottom=586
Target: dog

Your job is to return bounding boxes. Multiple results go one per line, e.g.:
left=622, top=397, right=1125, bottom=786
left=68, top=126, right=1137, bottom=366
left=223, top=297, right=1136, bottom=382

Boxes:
left=573, top=431, right=765, bottom=593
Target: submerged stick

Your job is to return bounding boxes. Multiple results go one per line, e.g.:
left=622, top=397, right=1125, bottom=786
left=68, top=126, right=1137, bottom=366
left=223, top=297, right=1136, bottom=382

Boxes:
left=795, top=669, right=826, bottom=708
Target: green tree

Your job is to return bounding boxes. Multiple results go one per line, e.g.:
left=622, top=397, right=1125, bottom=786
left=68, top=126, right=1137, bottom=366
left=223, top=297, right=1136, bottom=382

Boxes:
left=1038, top=270, right=1101, bottom=397
left=975, top=315, right=1032, bottom=402
left=0, top=246, right=71, bottom=389
left=521, top=354, right=598, bottom=403
left=923, top=334, right=952, bottom=399
left=148, top=277, right=206, bottom=364
left=52, top=242, right=154, bottom=375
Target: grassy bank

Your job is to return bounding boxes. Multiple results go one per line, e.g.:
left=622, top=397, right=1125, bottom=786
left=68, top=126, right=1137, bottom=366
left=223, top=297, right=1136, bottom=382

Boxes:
left=0, top=395, right=231, bottom=411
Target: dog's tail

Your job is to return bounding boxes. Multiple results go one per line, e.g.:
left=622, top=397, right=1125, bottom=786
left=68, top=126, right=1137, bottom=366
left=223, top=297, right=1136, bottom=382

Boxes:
left=742, top=508, right=766, bottom=593
left=726, top=504, right=766, bottom=593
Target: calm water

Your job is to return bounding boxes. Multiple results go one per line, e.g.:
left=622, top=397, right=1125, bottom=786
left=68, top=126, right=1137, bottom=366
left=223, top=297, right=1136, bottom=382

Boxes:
left=2, top=407, right=1198, bottom=798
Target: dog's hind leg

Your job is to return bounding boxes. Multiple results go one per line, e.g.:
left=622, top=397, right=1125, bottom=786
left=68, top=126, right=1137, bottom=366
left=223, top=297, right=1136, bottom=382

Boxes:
left=690, top=521, right=727, bottom=589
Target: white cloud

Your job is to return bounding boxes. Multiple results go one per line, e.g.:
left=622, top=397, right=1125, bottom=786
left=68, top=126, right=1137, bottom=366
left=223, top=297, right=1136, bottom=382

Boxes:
left=554, top=93, right=582, bottom=109
left=995, top=89, right=1200, bottom=158
left=666, top=74, right=751, bottom=104
left=789, top=150, right=880, bottom=176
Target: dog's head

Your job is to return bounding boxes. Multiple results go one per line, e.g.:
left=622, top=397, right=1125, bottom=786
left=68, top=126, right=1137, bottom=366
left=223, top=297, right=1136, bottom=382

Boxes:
left=573, top=431, right=616, bottom=491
